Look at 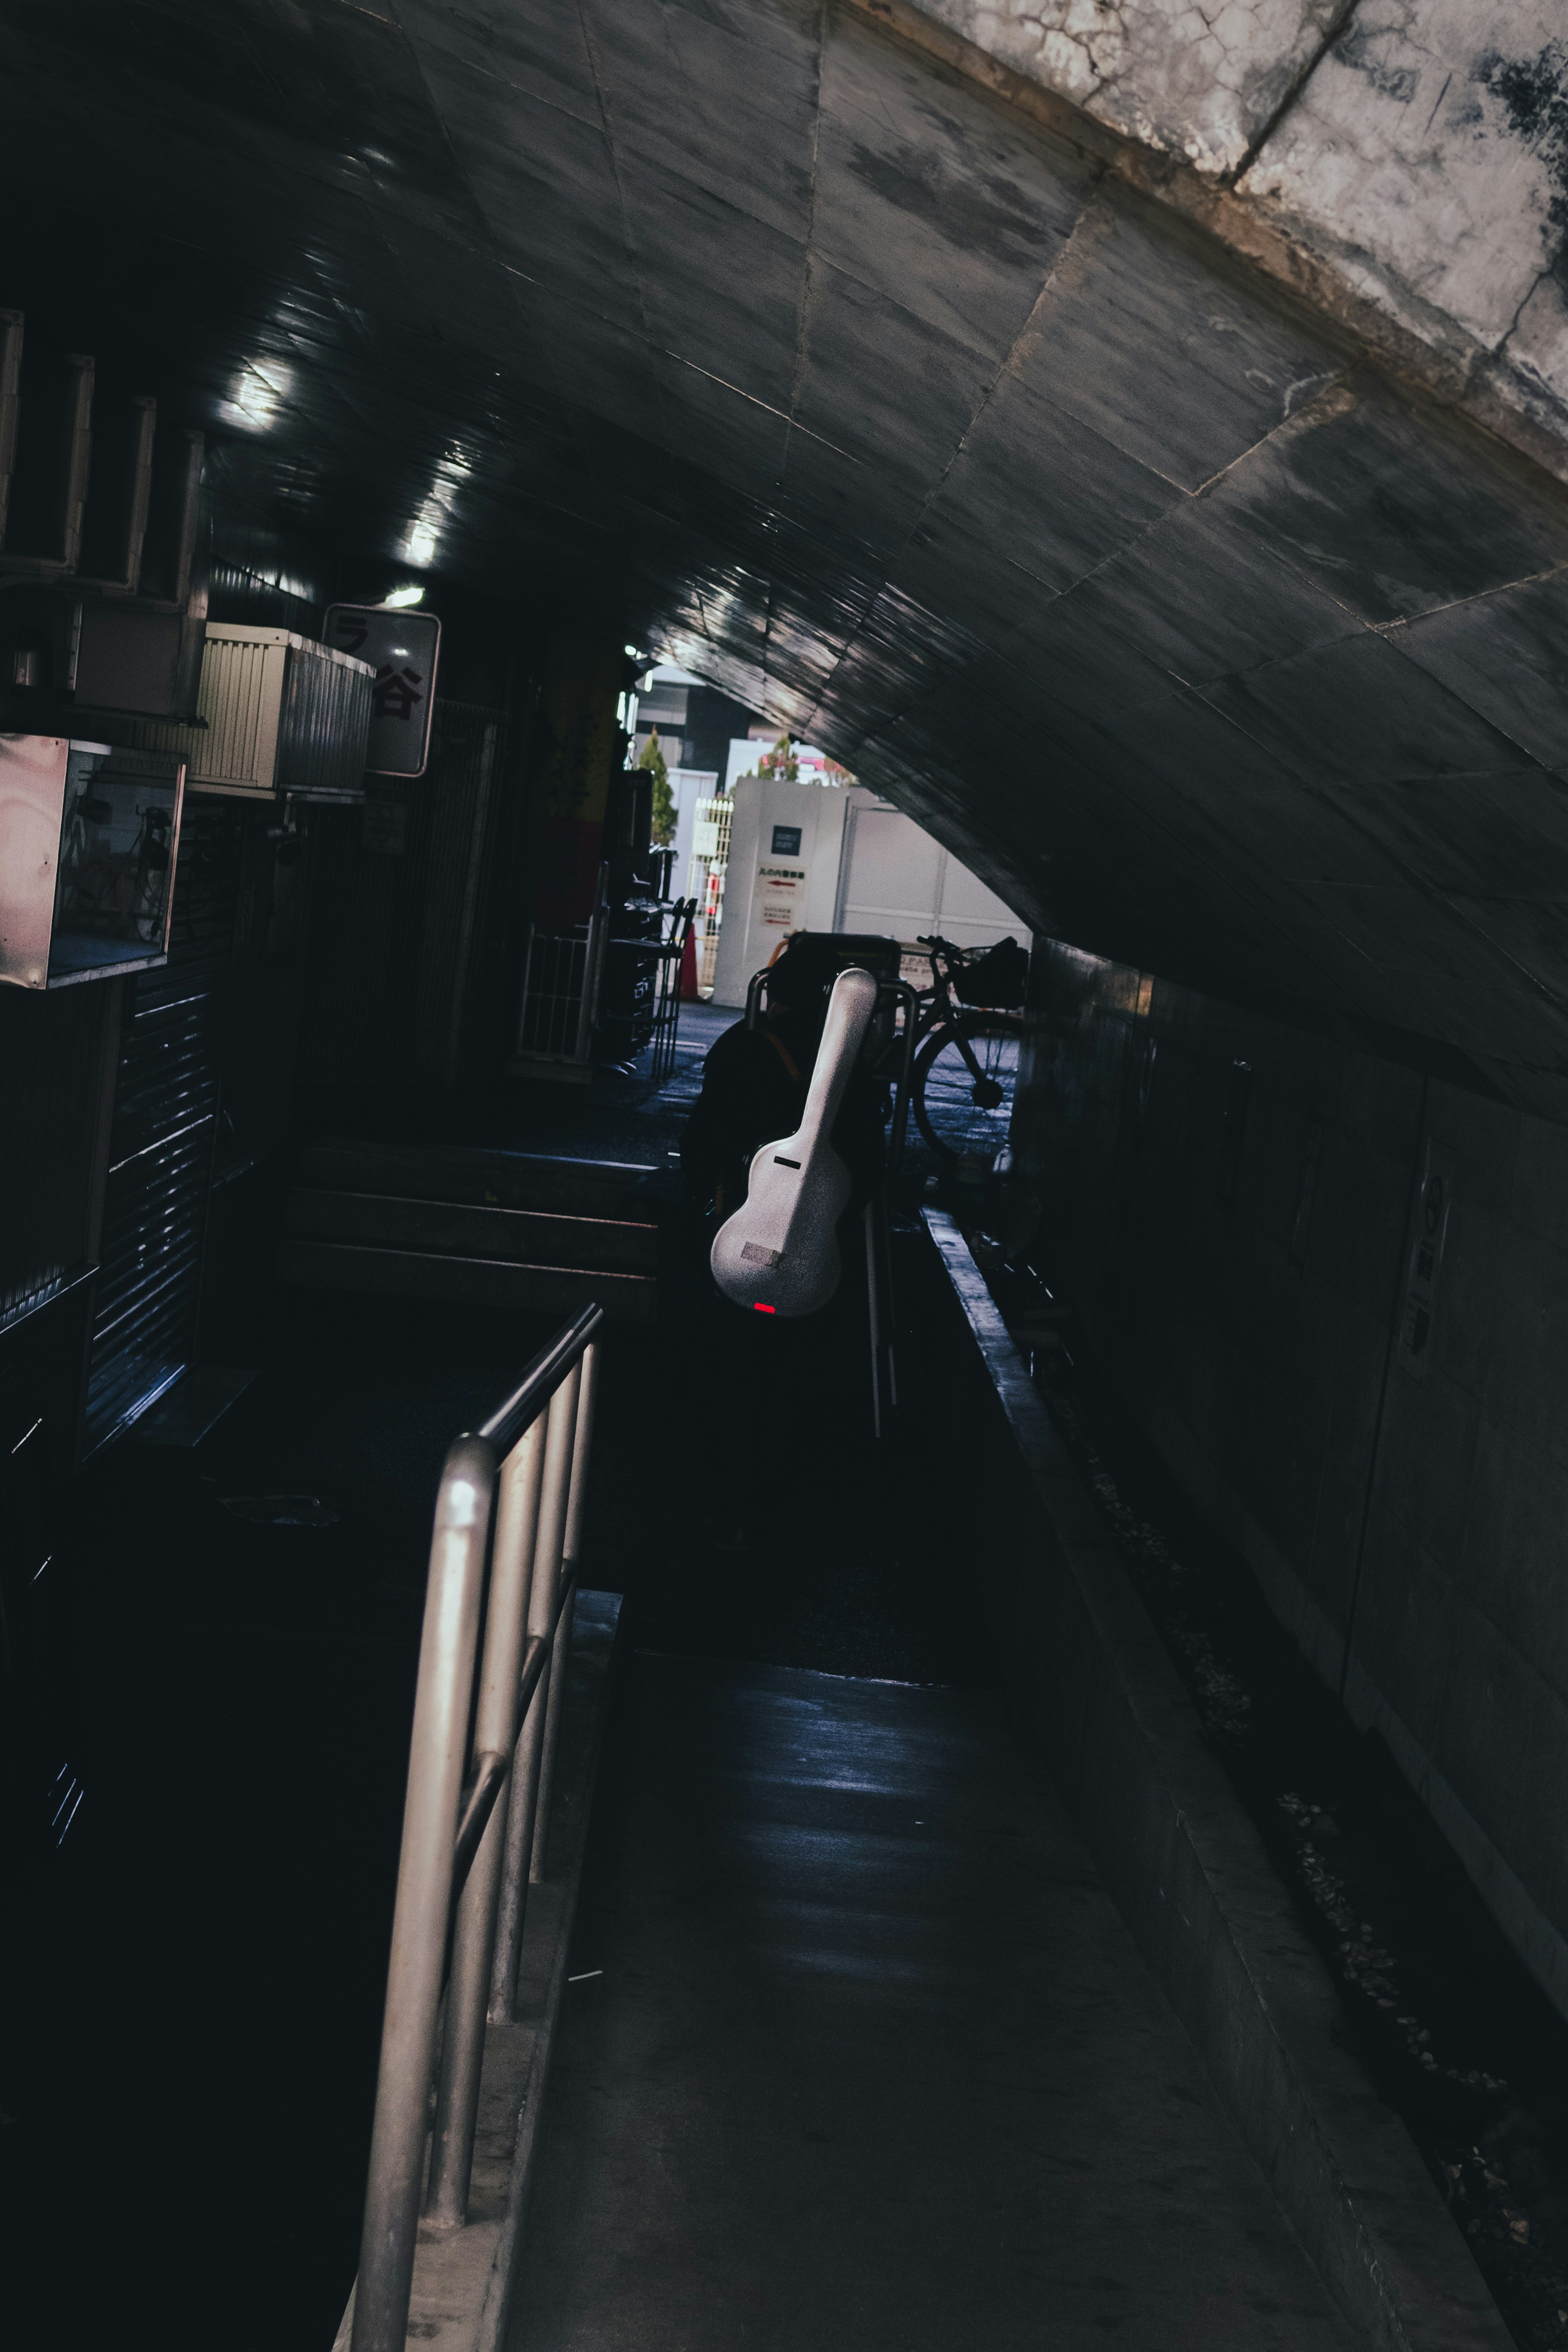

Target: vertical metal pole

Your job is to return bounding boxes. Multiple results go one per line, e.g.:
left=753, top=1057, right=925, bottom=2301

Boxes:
left=515, top=922, right=537, bottom=1058
left=575, top=864, right=608, bottom=1065
left=489, top=1365, right=581, bottom=2020
left=59, top=354, right=94, bottom=572
left=0, top=308, right=23, bottom=549
left=888, top=978, right=918, bottom=1171
left=425, top=1416, right=548, bottom=2229
left=530, top=1341, right=600, bottom=1884
left=351, top=1438, right=495, bottom=2352
left=864, top=1199, right=884, bottom=1442
left=878, top=1189, right=898, bottom=1411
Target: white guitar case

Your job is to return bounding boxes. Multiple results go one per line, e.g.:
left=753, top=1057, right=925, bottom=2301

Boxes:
left=710, top=965, right=880, bottom=1317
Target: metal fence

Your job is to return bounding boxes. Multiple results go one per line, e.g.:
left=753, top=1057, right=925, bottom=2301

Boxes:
left=348, top=1306, right=604, bottom=2352
left=613, top=894, right=695, bottom=1085
left=510, top=864, right=610, bottom=1079
left=686, top=795, right=732, bottom=997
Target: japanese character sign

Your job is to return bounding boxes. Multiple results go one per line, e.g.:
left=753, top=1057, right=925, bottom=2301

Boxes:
left=324, top=604, right=442, bottom=776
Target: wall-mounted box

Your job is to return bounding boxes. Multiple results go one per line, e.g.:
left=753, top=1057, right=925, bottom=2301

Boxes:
left=123, top=624, right=374, bottom=800
left=74, top=602, right=187, bottom=716
left=0, top=733, right=186, bottom=989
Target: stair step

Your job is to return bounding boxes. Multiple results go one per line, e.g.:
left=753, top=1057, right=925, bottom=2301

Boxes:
left=276, top=1239, right=657, bottom=1322
left=295, top=1140, right=661, bottom=1220
left=286, top=1188, right=660, bottom=1274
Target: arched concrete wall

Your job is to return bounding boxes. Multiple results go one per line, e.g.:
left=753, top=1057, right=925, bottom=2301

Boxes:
left=897, top=0, right=1568, bottom=468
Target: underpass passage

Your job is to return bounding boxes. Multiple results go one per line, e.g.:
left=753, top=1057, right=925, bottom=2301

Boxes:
left=513, top=1654, right=1358, bottom=2352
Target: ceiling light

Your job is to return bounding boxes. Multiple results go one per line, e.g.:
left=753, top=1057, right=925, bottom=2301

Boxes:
left=218, top=359, right=292, bottom=433
left=383, top=584, right=424, bottom=608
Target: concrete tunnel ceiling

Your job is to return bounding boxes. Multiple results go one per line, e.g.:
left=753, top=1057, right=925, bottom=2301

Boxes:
left=11, top=0, right=1568, bottom=1111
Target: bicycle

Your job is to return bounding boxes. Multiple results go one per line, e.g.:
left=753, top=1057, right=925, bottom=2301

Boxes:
left=905, top=934, right=1030, bottom=1162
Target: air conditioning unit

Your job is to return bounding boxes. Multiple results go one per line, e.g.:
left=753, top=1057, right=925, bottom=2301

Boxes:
left=125, top=624, right=375, bottom=800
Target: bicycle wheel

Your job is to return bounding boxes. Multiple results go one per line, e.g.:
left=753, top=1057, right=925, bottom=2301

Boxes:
left=911, top=1013, right=1026, bottom=1161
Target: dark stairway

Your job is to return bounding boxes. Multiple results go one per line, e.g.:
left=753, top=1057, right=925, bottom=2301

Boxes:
left=278, top=1141, right=664, bottom=1323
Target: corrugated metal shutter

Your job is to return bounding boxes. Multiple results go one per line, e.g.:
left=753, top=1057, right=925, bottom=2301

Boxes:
left=83, top=804, right=241, bottom=1451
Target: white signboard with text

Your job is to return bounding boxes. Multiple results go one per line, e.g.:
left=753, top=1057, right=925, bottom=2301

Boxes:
left=751, top=858, right=809, bottom=935
left=323, top=604, right=441, bottom=777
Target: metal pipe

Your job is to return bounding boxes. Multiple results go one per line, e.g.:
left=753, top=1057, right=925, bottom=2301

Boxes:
left=864, top=1198, right=885, bottom=1441
left=60, top=354, right=94, bottom=573
left=531, top=1587, right=577, bottom=1887
left=887, top=978, right=918, bottom=1170
left=514, top=921, right=537, bottom=1058
left=531, top=1340, right=600, bottom=1884
left=351, top=1436, right=496, bottom=2352
left=451, top=1749, right=510, bottom=1891
left=0, top=309, right=22, bottom=548
left=575, top=863, right=609, bottom=1063
left=477, top=1302, right=601, bottom=1456
left=426, top=1411, right=548, bottom=2227
left=488, top=1364, right=582, bottom=2022
left=171, top=428, right=204, bottom=608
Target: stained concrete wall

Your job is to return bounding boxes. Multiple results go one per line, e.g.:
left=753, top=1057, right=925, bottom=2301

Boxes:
left=901, top=0, right=1568, bottom=457
left=1017, top=941, right=1568, bottom=2021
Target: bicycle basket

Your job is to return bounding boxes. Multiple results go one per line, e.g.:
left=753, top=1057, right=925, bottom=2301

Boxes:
left=953, top=936, right=1029, bottom=1008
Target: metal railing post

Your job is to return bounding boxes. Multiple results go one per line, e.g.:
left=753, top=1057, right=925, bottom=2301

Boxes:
left=530, top=1339, right=600, bottom=1885
left=488, top=1363, right=582, bottom=2022
left=425, top=1413, right=549, bottom=2228
left=350, top=1436, right=496, bottom=2352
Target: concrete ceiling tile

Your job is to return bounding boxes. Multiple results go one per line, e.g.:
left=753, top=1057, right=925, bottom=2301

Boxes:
left=791, top=259, right=1001, bottom=493
left=1203, top=372, right=1568, bottom=624
left=1196, top=631, right=1543, bottom=795
left=1383, top=573, right=1568, bottom=772
left=814, top=11, right=1089, bottom=361
left=1061, top=498, right=1365, bottom=687
left=927, top=372, right=1188, bottom=596
left=619, top=152, right=810, bottom=413
left=579, top=0, right=822, bottom=242
left=1009, top=190, right=1345, bottom=493
left=393, top=0, right=605, bottom=131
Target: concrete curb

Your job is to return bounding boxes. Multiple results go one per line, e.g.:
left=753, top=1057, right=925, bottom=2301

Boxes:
left=332, top=1591, right=621, bottom=2352
left=924, top=1211, right=1509, bottom=2352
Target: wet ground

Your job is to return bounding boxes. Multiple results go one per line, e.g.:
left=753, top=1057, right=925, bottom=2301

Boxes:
left=514, top=1654, right=1360, bottom=2352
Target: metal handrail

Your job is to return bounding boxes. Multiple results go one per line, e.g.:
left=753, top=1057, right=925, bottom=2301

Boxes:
left=348, top=1304, right=605, bottom=2352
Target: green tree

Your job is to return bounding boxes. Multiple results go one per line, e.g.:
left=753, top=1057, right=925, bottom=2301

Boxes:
left=639, top=727, right=677, bottom=847
left=758, top=732, right=798, bottom=781
left=738, top=732, right=800, bottom=784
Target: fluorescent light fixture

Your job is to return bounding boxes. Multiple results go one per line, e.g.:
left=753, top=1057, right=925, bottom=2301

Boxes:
left=402, top=519, right=439, bottom=568
left=383, top=584, right=424, bottom=608
left=400, top=442, right=473, bottom=570
left=218, top=359, right=292, bottom=433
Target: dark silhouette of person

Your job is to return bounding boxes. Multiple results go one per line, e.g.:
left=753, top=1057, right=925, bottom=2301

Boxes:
left=681, top=941, right=885, bottom=1228
left=679, top=939, right=888, bottom=1553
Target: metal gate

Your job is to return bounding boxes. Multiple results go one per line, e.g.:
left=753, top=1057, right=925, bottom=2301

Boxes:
left=83, top=804, right=241, bottom=1451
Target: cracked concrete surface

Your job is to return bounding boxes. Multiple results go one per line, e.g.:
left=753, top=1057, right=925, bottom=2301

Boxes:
left=911, top=0, right=1344, bottom=173
left=1243, top=3, right=1568, bottom=357
left=904, top=0, right=1568, bottom=450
